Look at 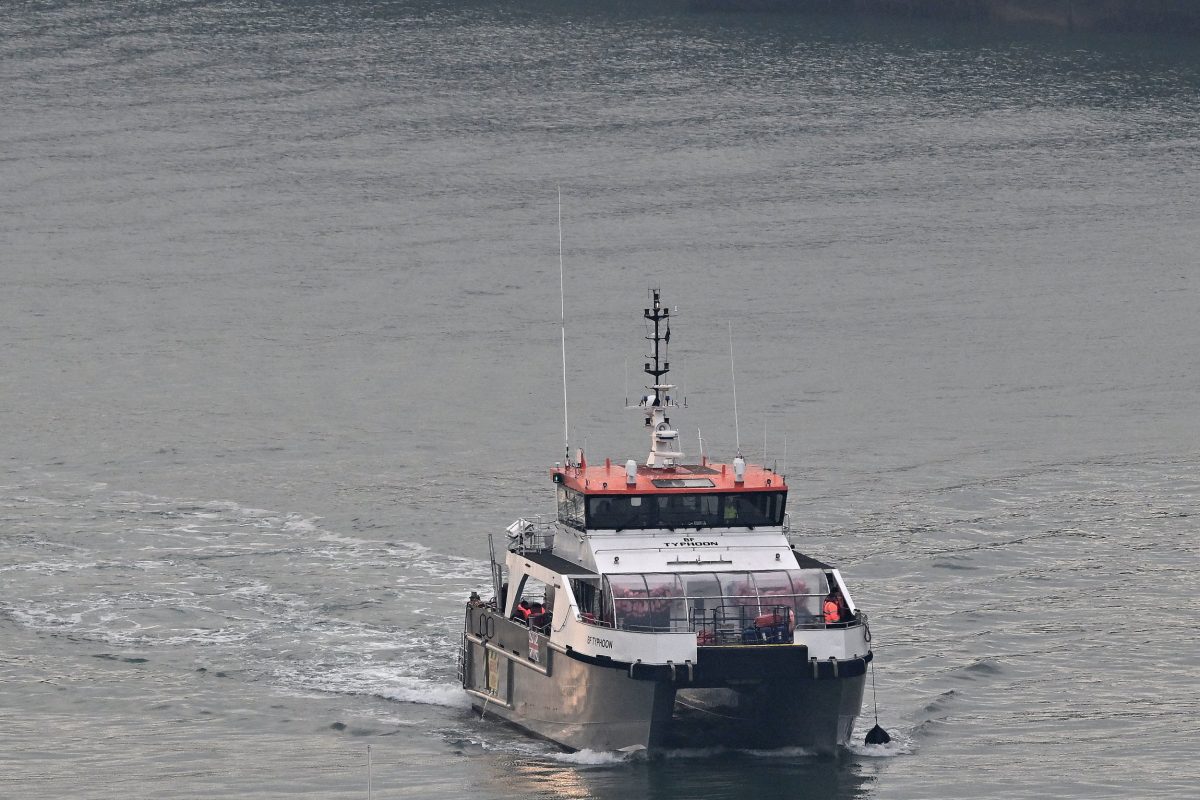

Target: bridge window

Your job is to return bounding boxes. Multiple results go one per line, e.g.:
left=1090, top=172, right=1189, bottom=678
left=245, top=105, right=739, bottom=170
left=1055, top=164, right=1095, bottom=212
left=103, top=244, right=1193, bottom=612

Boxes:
left=585, top=491, right=785, bottom=530
left=556, top=485, right=585, bottom=529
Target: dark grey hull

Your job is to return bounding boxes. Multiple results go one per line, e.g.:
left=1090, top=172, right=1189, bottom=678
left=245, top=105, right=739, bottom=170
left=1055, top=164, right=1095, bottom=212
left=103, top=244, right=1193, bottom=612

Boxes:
left=670, top=677, right=865, bottom=750
left=462, top=607, right=867, bottom=753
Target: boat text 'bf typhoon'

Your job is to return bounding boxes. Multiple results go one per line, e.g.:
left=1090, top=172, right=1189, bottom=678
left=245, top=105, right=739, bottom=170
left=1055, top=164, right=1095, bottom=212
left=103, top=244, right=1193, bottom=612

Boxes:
left=461, top=290, right=875, bottom=754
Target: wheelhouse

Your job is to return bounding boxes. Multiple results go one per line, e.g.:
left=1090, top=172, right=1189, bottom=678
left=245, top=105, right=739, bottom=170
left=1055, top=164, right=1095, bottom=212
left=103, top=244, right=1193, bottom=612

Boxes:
left=557, top=486, right=786, bottom=530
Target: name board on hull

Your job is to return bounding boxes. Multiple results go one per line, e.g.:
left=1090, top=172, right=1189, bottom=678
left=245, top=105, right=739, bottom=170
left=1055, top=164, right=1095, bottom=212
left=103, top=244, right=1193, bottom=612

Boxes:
left=558, top=612, right=696, bottom=665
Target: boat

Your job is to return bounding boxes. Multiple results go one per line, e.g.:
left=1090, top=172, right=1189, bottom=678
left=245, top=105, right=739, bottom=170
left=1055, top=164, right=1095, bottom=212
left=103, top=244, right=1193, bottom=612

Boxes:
left=460, top=289, right=875, bottom=754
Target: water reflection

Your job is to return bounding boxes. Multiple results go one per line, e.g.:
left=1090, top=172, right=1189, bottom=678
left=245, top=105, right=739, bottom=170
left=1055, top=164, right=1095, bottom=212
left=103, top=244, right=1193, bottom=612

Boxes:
left=485, top=749, right=880, bottom=800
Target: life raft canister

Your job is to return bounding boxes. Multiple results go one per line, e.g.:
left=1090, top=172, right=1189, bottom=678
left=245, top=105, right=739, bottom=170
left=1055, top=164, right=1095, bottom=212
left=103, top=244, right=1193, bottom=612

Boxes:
left=754, top=607, right=795, bottom=631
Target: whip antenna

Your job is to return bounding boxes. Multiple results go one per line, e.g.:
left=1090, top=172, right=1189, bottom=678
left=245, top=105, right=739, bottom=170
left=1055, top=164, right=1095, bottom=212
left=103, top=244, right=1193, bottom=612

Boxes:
left=558, top=185, right=570, bottom=466
left=728, top=322, right=741, bottom=457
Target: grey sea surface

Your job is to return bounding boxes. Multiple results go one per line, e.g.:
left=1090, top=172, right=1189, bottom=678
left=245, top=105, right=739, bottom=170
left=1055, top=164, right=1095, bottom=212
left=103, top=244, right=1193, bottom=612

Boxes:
left=2, top=1, right=1198, bottom=798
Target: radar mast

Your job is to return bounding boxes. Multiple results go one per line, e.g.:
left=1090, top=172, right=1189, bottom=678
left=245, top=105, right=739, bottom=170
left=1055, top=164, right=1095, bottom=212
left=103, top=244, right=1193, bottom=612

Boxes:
left=642, top=290, right=682, bottom=468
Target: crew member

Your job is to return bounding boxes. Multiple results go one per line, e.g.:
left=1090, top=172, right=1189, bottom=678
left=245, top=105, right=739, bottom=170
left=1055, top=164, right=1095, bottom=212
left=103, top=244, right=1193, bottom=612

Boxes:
left=823, top=591, right=842, bottom=624
left=512, top=599, right=532, bottom=622
left=529, top=602, right=551, bottom=633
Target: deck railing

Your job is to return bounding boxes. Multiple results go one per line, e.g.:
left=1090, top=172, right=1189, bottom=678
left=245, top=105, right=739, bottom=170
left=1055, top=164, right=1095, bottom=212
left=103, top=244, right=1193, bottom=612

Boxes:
left=575, top=603, right=862, bottom=644
left=505, top=517, right=555, bottom=554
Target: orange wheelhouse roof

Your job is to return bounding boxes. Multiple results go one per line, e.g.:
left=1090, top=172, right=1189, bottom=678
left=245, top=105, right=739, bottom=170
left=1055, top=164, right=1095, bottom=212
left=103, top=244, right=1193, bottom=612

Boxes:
left=551, top=461, right=787, bottom=495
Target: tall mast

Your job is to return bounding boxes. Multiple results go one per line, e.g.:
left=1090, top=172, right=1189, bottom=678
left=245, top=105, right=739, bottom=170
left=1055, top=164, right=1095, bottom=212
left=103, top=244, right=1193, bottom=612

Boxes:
left=642, top=290, right=682, bottom=468
left=558, top=186, right=570, bottom=466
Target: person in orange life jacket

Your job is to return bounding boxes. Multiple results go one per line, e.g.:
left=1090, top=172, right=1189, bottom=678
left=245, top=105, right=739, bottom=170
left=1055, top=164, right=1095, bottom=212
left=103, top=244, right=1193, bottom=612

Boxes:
left=529, top=602, right=551, bottom=633
left=512, top=599, right=532, bottom=622
left=823, top=589, right=844, bottom=624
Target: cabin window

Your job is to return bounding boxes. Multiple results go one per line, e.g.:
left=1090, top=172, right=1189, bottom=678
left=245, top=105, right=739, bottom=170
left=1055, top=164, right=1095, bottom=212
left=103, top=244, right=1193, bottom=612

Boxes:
left=570, top=578, right=601, bottom=620
left=508, top=575, right=547, bottom=612
left=556, top=485, right=586, bottom=529
left=509, top=576, right=553, bottom=632
left=606, top=573, right=687, bottom=632
left=603, top=569, right=828, bottom=633
left=586, top=494, right=652, bottom=530
left=655, top=493, right=703, bottom=528
left=721, top=491, right=786, bottom=527
left=585, top=491, right=786, bottom=530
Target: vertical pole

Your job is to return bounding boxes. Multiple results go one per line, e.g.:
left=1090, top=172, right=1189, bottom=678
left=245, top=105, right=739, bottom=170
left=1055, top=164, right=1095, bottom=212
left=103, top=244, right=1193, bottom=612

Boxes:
left=558, top=185, right=570, bottom=466
left=728, top=322, right=741, bottom=457
left=367, top=744, right=372, bottom=800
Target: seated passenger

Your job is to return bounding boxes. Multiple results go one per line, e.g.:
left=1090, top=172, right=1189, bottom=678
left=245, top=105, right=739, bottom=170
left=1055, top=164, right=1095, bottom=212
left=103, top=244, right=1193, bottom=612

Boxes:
left=512, top=599, right=532, bottom=622
left=529, top=602, right=551, bottom=633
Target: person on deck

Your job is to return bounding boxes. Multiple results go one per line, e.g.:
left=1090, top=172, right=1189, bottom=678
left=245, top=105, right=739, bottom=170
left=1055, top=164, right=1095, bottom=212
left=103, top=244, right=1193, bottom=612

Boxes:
left=529, top=602, right=551, bottom=633
left=823, top=589, right=845, bottom=624
left=512, top=599, right=532, bottom=622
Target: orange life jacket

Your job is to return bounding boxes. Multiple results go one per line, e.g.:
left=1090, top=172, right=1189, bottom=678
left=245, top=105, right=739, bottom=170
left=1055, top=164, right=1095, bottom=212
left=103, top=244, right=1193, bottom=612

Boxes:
left=823, top=599, right=840, bottom=623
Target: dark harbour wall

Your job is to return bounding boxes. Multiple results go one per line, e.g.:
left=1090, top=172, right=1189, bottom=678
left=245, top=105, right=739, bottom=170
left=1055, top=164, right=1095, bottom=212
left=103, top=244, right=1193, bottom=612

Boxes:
left=693, top=0, right=1200, bottom=34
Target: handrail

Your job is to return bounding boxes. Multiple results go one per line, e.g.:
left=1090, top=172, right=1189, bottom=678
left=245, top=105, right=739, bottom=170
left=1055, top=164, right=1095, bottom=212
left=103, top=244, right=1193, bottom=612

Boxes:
left=574, top=605, right=866, bottom=636
left=505, top=516, right=557, bottom=554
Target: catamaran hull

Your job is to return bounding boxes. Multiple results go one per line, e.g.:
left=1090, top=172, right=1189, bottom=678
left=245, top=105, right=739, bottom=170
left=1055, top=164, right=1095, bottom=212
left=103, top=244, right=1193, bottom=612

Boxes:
left=673, top=678, right=866, bottom=751
left=462, top=608, right=868, bottom=754
left=464, top=638, right=676, bottom=751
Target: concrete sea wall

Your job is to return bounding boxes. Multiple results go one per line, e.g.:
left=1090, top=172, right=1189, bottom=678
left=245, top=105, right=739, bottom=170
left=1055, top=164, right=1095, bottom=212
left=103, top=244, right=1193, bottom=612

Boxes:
left=693, top=0, right=1200, bottom=34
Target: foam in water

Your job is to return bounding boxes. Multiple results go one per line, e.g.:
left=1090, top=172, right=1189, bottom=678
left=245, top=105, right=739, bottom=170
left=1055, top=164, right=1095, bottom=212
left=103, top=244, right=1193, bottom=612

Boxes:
left=846, top=730, right=913, bottom=758
left=0, top=560, right=97, bottom=574
left=737, top=746, right=820, bottom=759
left=548, top=749, right=634, bottom=766
left=274, top=664, right=472, bottom=709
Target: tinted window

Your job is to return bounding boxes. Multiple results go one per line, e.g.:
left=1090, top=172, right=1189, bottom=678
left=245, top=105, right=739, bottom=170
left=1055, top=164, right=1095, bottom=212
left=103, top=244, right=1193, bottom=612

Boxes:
left=557, top=486, right=585, bottom=529
left=586, top=492, right=785, bottom=530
